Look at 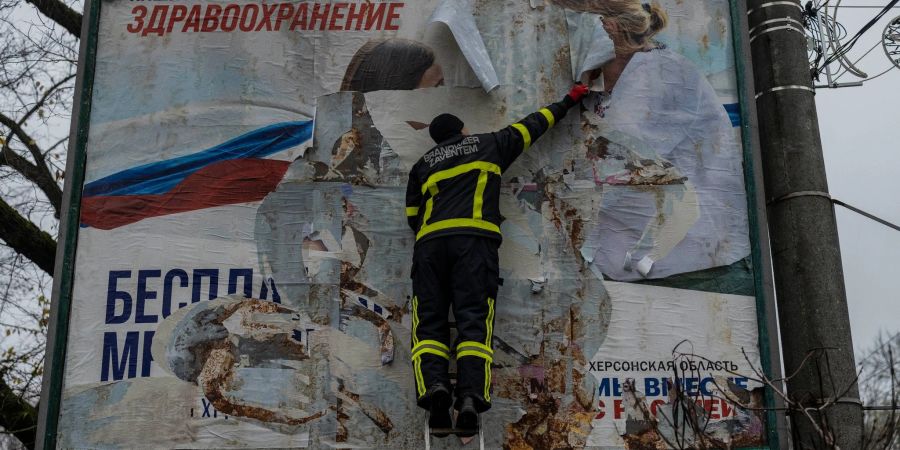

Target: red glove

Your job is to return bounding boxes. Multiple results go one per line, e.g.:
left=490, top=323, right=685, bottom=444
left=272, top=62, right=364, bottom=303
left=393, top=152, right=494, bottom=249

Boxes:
left=567, top=83, right=589, bottom=102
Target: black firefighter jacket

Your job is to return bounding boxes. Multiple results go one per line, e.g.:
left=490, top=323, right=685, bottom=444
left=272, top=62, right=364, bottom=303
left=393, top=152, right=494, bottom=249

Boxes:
left=405, top=95, right=577, bottom=244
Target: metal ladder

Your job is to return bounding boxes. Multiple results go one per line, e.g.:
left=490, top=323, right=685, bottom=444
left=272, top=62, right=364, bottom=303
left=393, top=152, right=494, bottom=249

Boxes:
left=423, top=320, right=485, bottom=450
left=424, top=412, right=484, bottom=450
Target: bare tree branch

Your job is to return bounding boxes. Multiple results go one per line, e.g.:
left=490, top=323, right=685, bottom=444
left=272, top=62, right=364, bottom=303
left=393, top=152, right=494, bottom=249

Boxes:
left=0, top=112, right=63, bottom=216
left=0, top=2, right=75, bottom=448
left=23, top=0, right=82, bottom=38
left=19, top=74, right=75, bottom=126
left=0, top=372, right=37, bottom=450
left=0, top=198, right=56, bottom=275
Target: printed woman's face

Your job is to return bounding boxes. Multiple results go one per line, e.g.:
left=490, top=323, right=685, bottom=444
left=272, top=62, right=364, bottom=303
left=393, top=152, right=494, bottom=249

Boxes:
left=417, top=64, right=445, bottom=89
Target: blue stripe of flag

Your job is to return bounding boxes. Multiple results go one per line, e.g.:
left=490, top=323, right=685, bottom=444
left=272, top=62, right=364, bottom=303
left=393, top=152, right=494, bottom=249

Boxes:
left=724, top=103, right=741, bottom=128
left=83, top=120, right=313, bottom=197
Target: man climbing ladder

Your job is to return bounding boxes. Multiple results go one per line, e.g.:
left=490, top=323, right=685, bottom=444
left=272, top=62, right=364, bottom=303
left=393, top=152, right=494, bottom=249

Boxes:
left=405, top=83, right=590, bottom=437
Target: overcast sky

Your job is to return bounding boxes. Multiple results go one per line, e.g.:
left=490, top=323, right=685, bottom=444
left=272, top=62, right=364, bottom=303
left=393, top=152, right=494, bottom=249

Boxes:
left=814, top=4, right=900, bottom=354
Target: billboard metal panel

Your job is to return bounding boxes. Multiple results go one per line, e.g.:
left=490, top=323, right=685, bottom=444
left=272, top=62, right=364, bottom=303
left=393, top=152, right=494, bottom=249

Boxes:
left=39, top=0, right=784, bottom=448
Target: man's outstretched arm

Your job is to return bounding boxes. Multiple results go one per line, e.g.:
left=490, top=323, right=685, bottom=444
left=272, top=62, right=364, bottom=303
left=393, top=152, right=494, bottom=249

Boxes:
left=495, top=84, right=589, bottom=167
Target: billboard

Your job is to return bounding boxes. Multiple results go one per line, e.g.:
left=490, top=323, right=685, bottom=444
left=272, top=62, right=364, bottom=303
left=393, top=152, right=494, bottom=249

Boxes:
left=42, top=0, right=778, bottom=448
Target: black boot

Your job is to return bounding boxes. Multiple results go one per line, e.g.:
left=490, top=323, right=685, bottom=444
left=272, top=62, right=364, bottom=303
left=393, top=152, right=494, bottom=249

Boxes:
left=426, top=385, right=452, bottom=437
left=455, top=396, right=479, bottom=438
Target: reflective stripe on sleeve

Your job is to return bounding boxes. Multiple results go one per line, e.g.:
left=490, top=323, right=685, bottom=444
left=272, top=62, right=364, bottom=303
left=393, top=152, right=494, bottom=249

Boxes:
left=511, top=123, right=532, bottom=150
left=539, top=108, right=556, bottom=128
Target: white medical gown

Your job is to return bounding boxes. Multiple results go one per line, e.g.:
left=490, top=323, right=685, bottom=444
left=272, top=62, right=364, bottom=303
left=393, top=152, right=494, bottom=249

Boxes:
left=581, top=48, right=751, bottom=281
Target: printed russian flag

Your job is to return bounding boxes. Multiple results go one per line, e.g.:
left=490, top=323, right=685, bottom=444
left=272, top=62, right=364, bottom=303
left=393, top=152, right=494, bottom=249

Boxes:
left=81, top=121, right=312, bottom=230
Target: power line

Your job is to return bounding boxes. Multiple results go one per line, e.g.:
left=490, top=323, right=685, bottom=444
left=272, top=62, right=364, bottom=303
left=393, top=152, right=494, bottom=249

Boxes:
left=832, top=199, right=900, bottom=233
left=816, top=0, right=900, bottom=74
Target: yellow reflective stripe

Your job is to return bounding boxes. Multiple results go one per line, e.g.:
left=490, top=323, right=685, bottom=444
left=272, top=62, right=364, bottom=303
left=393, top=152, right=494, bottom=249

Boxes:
left=457, top=341, right=493, bottom=362
left=422, top=186, right=437, bottom=227
left=412, top=341, right=450, bottom=360
left=406, top=207, right=420, bottom=217
left=457, top=341, right=493, bottom=355
left=411, top=296, right=419, bottom=346
left=416, top=218, right=500, bottom=241
left=411, top=296, right=426, bottom=397
left=457, top=350, right=493, bottom=362
left=539, top=108, right=556, bottom=128
left=484, top=297, right=495, bottom=402
left=413, top=348, right=451, bottom=360
left=484, top=359, right=491, bottom=402
left=421, top=161, right=501, bottom=195
left=414, top=358, right=426, bottom=396
left=414, top=339, right=450, bottom=353
left=472, top=170, right=488, bottom=220
left=511, top=123, right=532, bottom=150
left=485, top=297, right=495, bottom=347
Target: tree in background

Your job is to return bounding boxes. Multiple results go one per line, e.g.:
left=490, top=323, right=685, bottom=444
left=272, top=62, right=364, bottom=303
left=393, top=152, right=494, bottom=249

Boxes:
left=860, top=332, right=900, bottom=450
left=0, top=0, right=80, bottom=447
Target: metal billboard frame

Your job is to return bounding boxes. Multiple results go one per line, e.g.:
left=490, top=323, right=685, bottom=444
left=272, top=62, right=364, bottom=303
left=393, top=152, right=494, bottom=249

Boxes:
left=35, top=0, right=101, bottom=446
left=730, top=0, right=789, bottom=447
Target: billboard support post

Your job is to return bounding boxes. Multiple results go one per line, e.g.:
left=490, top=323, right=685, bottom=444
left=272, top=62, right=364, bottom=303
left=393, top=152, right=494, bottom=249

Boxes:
left=730, top=0, right=789, bottom=447
left=746, top=0, right=864, bottom=448
left=36, top=0, right=101, bottom=447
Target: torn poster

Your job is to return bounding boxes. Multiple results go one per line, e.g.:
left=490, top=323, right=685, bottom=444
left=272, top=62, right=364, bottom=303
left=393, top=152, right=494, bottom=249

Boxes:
left=428, top=0, right=501, bottom=92
left=578, top=47, right=751, bottom=281
left=589, top=282, right=765, bottom=448
left=566, top=9, right=616, bottom=83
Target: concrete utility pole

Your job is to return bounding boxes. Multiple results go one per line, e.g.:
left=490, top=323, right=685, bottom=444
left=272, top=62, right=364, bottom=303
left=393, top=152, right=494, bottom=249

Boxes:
left=746, top=1, right=863, bottom=448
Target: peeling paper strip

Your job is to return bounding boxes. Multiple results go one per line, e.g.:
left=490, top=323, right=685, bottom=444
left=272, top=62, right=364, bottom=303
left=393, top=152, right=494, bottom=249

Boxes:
left=565, top=9, right=615, bottom=83
left=341, top=289, right=392, bottom=320
left=428, top=0, right=500, bottom=92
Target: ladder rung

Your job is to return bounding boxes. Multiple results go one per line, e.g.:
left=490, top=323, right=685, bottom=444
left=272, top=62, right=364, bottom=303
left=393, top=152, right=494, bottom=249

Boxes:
left=429, top=428, right=479, bottom=436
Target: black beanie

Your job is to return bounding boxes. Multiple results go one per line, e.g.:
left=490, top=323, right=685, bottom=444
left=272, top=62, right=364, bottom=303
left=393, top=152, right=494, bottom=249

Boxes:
left=429, top=113, right=465, bottom=144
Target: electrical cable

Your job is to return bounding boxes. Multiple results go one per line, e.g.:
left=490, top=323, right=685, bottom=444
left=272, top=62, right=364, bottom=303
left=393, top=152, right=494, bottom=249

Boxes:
left=833, top=39, right=887, bottom=79
left=828, top=17, right=849, bottom=40
left=805, top=1, right=828, bottom=78
left=885, top=16, right=900, bottom=69
left=782, top=197, right=900, bottom=391
left=809, top=0, right=870, bottom=79
left=832, top=198, right=900, bottom=233
left=833, top=61, right=895, bottom=81
left=824, top=0, right=873, bottom=78
left=817, top=0, right=900, bottom=75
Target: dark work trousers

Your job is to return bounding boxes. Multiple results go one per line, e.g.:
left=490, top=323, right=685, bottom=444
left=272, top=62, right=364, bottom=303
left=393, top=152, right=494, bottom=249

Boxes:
left=411, top=235, right=499, bottom=413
